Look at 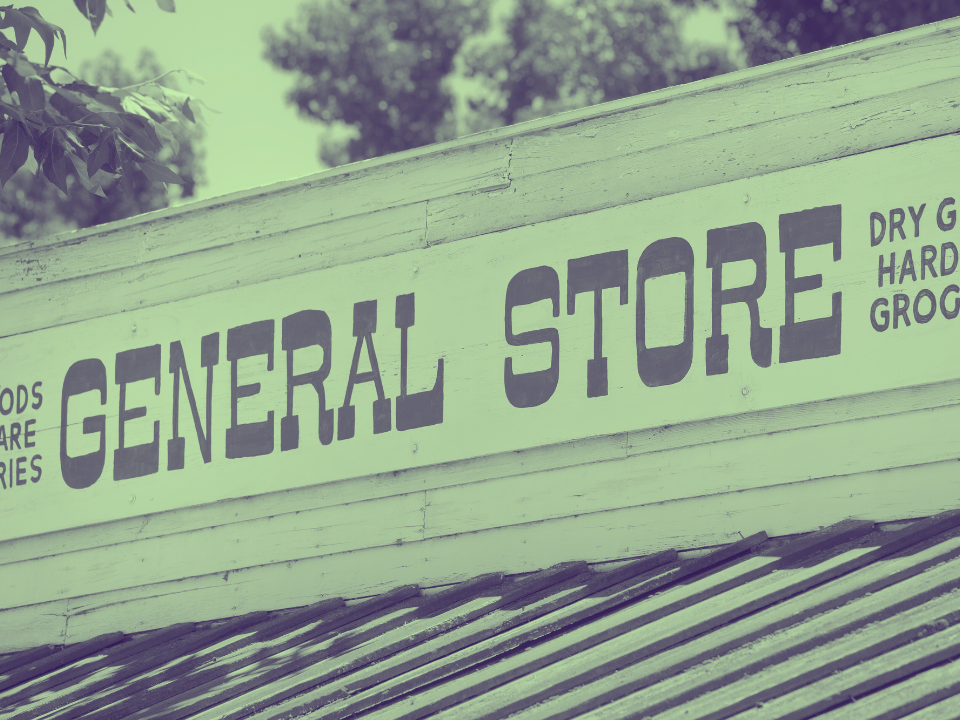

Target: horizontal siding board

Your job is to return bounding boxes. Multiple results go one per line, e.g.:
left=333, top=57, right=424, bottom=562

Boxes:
left=3, top=376, right=953, bottom=569
left=1, top=491, right=426, bottom=610
left=0, top=202, right=427, bottom=337
left=0, top=140, right=510, bottom=296
left=425, top=402, right=960, bottom=537
left=426, top=80, right=960, bottom=245
left=0, top=459, right=954, bottom=654
left=508, top=25, right=960, bottom=179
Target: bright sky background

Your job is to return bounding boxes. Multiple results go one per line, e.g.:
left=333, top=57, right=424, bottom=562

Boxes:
left=23, top=1, right=732, bottom=205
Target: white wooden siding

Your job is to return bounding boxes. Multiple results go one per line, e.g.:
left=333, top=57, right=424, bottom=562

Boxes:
left=1, top=19, right=959, bottom=653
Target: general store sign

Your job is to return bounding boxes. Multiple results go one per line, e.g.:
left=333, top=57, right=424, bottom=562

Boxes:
left=1, top=136, right=958, bottom=540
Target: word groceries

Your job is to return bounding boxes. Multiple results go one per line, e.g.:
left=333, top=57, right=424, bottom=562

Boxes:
left=61, top=204, right=843, bottom=489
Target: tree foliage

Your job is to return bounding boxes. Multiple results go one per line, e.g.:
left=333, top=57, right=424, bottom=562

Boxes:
left=263, top=0, right=736, bottom=168
left=731, top=0, right=960, bottom=66
left=0, top=0, right=205, bottom=206
left=0, top=48, right=204, bottom=241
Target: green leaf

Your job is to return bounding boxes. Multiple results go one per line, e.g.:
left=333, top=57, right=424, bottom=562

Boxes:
left=153, top=120, right=179, bottom=156
left=86, top=128, right=113, bottom=176
left=66, top=149, right=106, bottom=197
left=0, top=9, right=32, bottom=52
left=1, top=62, right=24, bottom=101
left=0, top=119, right=29, bottom=187
left=138, top=157, right=182, bottom=184
left=156, top=0, right=175, bottom=12
left=86, top=0, right=106, bottom=34
left=181, top=97, right=195, bottom=122
left=0, top=99, right=25, bottom=123
left=41, top=139, right=68, bottom=195
left=19, top=75, right=44, bottom=113
left=115, top=140, right=134, bottom=196
left=19, top=7, right=67, bottom=65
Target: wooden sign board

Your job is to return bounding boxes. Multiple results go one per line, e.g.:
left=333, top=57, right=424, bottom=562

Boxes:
left=1, top=132, right=958, bottom=543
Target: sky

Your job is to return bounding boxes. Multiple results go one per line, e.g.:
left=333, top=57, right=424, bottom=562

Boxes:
left=22, top=0, right=732, bottom=205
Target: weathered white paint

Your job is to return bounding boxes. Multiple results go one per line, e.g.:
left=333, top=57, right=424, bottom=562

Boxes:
left=1, top=20, right=959, bottom=656
left=3, top=132, right=959, bottom=542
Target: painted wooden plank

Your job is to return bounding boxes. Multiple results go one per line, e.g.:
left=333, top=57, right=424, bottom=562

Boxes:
left=1, top=459, right=952, bottom=654
left=0, top=139, right=510, bottom=296
left=1, top=491, right=425, bottom=611
left=5, top=130, right=960, bottom=544
left=0, top=201, right=428, bottom=337
left=506, top=27, right=960, bottom=180
left=0, top=430, right=627, bottom=567
left=34, top=361, right=944, bottom=613
left=426, top=80, right=960, bottom=244
left=4, top=374, right=952, bottom=570
left=704, top=630, right=960, bottom=720
left=424, top=402, right=960, bottom=537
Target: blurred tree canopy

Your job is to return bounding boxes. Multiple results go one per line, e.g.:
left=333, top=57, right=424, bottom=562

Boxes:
left=0, top=48, right=204, bottom=241
left=264, top=0, right=960, bottom=169
left=733, top=0, right=960, bottom=66
left=263, top=0, right=735, bottom=167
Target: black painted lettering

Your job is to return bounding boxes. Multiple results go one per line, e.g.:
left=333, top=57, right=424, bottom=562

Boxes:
left=942, top=285, right=960, bottom=320
left=9, top=422, right=20, bottom=450
left=504, top=266, right=560, bottom=409
left=636, top=238, right=694, bottom=387
left=395, top=294, right=444, bottom=431
left=899, top=249, right=916, bottom=284
left=567, top=250, right=628, bottom=397
left=779, top=205, right=842, bottom=363
left=889, top=208, right=906, bottom=240
left=920, top=245, right=938, bottom=280
left=870, top=212, right=886, bottom=247
left=168, top=334, right=219, bottom=470
left=878, top=252, right=895, bottom=287
left=24, top=418, right=35, bottom=448
left=226, top=320, right=275, bottom=458
left=0, top=460, right=5, bottom=489
left=30, top=381, right=42, bottom=410
left=705, top=222, right=771, bottom=375
left=338, top=301, right=390, bottom=440
left=870, top=298, right=889, bottom=332
left=893, top=293, right=911, bottom=329
left=15, top=456, right=25, bottom=485
left=938, top=197, right=956, bottom=231
left=60, top=358, right=106, bottom=490
left=281, top=310, right=333, bottom=450
left=908, top=204, right=926, bottom=237
left=15, top=385, right=27, bottom=413
left=942, top=242, right=958, bottom=277
left=115, top=345, right=161, bottom=481
left=0, top=388, right=11, bottom=416
left=30, top=454, right=41, bottom=482
left=913, top=289, right=937, bottom=324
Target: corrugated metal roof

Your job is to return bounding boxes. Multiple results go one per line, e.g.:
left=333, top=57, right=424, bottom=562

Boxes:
left=3, top=512, right=960, bottom=720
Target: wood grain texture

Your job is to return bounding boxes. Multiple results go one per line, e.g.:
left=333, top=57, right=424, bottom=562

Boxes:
left=0, top=458, right=954, bottom=653
left=1, top=376, right=952, bottom=568
left=0, top=139, right=510, bottom=297
left=425, top=78, right=960, bottom=245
